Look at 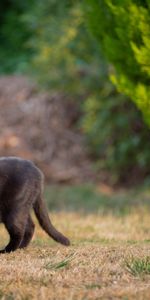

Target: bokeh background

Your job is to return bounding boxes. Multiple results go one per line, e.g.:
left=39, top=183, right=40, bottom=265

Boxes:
left=1, top=0, right=150, bottom=189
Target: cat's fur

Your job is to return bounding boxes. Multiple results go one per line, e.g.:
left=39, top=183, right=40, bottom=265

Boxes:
left=0, top=157, right=70, bottom=253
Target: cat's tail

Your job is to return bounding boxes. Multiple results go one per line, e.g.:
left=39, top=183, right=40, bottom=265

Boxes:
left=33, top=195, right=70, bottom=246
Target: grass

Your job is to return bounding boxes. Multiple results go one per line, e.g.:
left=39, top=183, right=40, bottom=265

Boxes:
left=45, top=183, right=150, bottom=215
left=0, top=184, right=150, bottom=299
left=44, top=252, right=75, bottom=270
left=125, top=256, right=150, bottom=276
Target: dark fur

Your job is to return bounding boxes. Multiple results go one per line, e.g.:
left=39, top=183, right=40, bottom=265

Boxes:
left=0, top=157, right=70, bottom=253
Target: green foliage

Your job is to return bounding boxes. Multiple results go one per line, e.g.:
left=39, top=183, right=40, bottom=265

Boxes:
left=82, top=83, right=150, bottom=183
left=0, top=0, right=34, bottom=73
left=86, top=0, right=150, bottom=127
left=25, top=0, right=103, bottom=94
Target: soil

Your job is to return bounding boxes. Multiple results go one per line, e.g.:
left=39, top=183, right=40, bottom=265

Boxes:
left=0, top=75, right=96, bottom=183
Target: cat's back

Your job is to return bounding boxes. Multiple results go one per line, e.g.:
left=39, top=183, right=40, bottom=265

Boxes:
left=0, top=157, right=43, bottom=186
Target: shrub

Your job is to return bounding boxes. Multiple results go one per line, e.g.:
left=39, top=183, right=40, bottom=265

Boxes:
left=82, top=83, right=150, bottom=184
left=86, top=0, right=150, bottom=127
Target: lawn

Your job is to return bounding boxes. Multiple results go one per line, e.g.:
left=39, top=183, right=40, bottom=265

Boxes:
left=0, top=184, right=150, bottom=299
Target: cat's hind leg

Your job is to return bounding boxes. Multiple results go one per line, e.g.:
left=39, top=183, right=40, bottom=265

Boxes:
left=19, top=215, right=35, bottom=249
left=0, top=209, right=27, bottom=253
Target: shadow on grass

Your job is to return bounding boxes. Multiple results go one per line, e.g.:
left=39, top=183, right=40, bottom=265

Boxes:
left=44, top=184, right=150, bottom=216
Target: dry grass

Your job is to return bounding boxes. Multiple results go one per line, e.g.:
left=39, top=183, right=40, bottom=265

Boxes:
left=0, top=187, right=150, bottom=299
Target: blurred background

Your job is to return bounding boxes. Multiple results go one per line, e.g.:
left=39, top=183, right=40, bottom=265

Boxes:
left=1, top=0, right=150, bottom=195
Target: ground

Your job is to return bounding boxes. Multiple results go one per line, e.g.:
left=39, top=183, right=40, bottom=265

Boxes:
left=0, top=185, right=150, bottom=299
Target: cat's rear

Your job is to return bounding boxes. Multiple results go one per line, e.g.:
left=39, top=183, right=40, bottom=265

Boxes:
left=0, top=157, right=70, bottom=253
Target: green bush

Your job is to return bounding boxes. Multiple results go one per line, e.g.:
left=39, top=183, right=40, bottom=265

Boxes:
left=82, top=83, right=150, bottom=184
left=86, top=0, right=150, bottom=127
left=0, top=0, right=34, bottom=73
left=25, top=1, right=103, bottom=94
